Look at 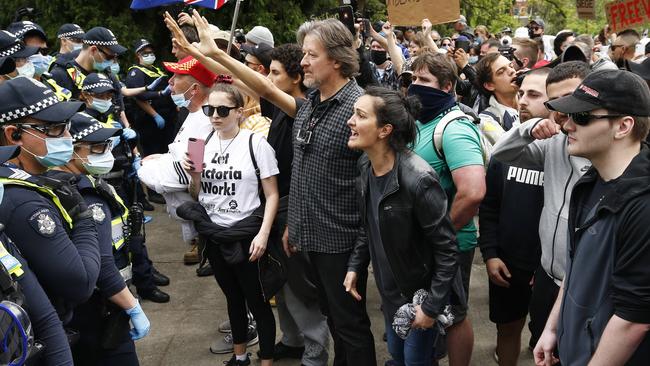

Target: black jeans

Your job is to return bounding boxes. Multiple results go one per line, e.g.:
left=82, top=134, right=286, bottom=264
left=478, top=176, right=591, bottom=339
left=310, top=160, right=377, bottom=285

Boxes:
left=206, top=243, right=276, bottom=359
left=308, top=251, right=376, bottom=366
left=528, top=267, right=560, bottom=349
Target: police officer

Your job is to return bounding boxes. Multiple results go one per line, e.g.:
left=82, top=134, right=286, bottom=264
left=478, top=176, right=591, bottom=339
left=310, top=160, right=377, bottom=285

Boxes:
left=0, top=30, right=39, bottom=82
left=0, top=77, right=100, bottom=326
left=0, top=145, right=73, bottom=365
left=125, top=39, right=176, bottom=157
left=49, top=23, right=85, bottom=75
left=48, top=113, right=150, bottom=365
left=81, top=73, right=171, bottom=303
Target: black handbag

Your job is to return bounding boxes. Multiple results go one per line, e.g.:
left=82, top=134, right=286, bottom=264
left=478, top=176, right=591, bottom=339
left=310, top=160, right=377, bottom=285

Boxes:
left=248, top=134, right=287, bottom=300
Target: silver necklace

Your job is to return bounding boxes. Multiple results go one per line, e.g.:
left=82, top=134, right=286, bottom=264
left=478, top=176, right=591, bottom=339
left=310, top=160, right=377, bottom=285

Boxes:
left=218, top=128, right=241, bottom=155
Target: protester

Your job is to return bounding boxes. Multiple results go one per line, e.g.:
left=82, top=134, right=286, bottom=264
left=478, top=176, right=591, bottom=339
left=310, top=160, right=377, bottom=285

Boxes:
left=410, top=52, right=483, bottom=366
left=491, top=61, right=592, bottom=349
left=182, top=83, right=279, bottom=366
left=608, top=29, right=640, bottom=68
left=480, top=39, right=500, bottom=58
left=535, top=69, right=650, bottom=366
left=475, top=53, right=519, bottom=141
left=553, top=31, right=576, bottom=58
left=479, top=68, right=549, bottom=366
left=512, top=38, right=539, bottom=70
left=345, top=86, right=460, bottom=365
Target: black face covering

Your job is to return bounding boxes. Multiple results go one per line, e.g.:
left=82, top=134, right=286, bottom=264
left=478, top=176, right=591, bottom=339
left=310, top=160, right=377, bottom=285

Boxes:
left=371, top=50, right=388, bottom=65
left=407, top=84, right=456, bottom=123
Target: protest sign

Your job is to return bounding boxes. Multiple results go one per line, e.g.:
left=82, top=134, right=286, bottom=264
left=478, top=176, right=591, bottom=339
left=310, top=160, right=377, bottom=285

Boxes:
left=577, top=0, right=596, bottom=19
left=605, top=0, right=650, bottom=32
left=387, top=0, right=460, bottom=26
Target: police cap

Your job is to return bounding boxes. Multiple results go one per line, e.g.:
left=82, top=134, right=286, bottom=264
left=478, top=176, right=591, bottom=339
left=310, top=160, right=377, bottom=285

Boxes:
left=0, top=78, right=84, bottom=124
left=83, top=27, right=127, bottom=55
left=133, top=38, right=152, bottom=54
left=0, top=30, right=38, bottom=59
left=82, top=73, right=116, bottom=94
left=6, top=21, right=46, bottom=41
left=69, top=112, right=120, bottom=143
left=57, top=24, right=85, bottom=40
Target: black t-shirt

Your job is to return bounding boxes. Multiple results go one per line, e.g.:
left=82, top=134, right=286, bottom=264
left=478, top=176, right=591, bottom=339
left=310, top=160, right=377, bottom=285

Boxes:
left=262, top=97, right=304, bottom=198
left=579, top=176, right=614, bottom=225
left=367, top=167, right=407, bottom=317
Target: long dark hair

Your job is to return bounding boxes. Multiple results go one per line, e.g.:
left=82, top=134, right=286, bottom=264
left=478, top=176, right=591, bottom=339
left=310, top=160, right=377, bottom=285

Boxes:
left=364, top=86, right=421, bottom=152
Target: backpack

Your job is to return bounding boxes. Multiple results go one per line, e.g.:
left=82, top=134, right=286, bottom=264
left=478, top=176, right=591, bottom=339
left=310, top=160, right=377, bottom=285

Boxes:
left=432, top=107, right=493, bottom=169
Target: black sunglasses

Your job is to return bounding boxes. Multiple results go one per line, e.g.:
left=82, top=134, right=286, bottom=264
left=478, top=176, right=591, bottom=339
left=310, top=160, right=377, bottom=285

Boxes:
left=18, top=122, right=70, bottom=137
left=568, top=112, right=625, bottom=126
left=202, top=105, right=238, bottom=118
left=97, top=47, right=117, bottom=61
left=530, top=26, right=541, bottom=31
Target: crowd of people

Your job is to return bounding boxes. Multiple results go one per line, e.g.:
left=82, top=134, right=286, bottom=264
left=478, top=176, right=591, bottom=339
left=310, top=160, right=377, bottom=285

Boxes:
left=0, top=6, right=648, bottom=366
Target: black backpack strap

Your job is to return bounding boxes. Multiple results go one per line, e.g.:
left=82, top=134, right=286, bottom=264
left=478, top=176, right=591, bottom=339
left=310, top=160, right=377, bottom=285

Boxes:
left=249, top=133, right=261, bottom=191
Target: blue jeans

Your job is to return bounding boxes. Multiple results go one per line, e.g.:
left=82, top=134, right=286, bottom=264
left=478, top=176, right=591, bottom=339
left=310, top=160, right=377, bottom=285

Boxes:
left=384, top=312, right=438, bottom=366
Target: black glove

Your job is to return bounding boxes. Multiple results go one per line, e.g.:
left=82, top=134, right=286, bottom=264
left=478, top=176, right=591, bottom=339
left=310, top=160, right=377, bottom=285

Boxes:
left=38, top=175, right=89, bottom=221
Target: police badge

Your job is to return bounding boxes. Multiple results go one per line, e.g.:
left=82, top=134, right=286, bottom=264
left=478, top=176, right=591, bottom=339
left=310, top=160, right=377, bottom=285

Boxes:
left=90, top=204, right=106, bottom=223
left=36, top=213, right=56, bottom=236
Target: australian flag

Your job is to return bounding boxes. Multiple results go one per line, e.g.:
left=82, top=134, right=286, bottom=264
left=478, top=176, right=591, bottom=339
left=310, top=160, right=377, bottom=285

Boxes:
left=131, top=0, right=229, bottom=10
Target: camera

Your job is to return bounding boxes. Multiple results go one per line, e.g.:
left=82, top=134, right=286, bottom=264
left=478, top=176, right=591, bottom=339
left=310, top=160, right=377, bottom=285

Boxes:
left=498, top=36, right=515, bottom=60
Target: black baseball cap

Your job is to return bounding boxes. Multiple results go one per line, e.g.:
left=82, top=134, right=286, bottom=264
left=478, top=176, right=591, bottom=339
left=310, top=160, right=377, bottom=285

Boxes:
left=6, top=21, right=46, bottom=41
left=82, top=73, right=116, bottom=94
left=133, top=38, right=152, bottom=54
left=546, top=69, right=650, bottom=116
left=0, top=56, right=15, bottom=75
left=83, top=27, right=127, bottom=55
left=0, top=146, right=20, bottom=164
left=0, top=30, right=39, bottom=59
left=241, top=42, right=273, bottom=69
left=57, top=23, right=85, bottom=40
left=0, top=78, right=84, bottom=124
left=529, top=19, right=545, bottom=28
left=69, top=112, right=120, bottom=143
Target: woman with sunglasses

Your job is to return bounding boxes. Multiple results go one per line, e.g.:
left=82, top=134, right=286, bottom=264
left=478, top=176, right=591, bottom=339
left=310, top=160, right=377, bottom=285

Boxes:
left=343, top=87, right=460, bottom=366
left=183, top=83, right=279, bottom=366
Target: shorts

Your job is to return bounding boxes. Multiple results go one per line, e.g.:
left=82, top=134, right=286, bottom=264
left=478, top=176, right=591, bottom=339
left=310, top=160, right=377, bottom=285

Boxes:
left=449, top=249, right=475, bottom=324
left=528, top=267, right=560, bottom=347
left=488, top=263, right=534, bottom=324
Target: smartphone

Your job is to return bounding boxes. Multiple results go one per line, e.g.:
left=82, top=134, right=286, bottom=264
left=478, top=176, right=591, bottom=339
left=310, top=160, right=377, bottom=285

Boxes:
left=455, top=40, right=471, bottom=53
left=187, top=138, right=205, bottom=173
left=338, top=5, right=356, bottom=36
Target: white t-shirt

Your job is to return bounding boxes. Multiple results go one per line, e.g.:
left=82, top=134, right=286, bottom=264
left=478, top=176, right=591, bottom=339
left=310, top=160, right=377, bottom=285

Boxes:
left=199, top=129, right=279, bottom=227
left=168, top=109, right=214, bottom=160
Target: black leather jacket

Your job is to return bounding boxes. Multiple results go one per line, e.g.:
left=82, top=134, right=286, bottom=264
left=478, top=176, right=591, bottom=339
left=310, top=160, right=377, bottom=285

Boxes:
left=347, top=151, right=459, bottom=317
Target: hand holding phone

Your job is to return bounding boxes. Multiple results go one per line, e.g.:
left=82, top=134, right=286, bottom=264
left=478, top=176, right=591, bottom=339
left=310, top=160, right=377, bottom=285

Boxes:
left=187, top=138, right=205, bottom=173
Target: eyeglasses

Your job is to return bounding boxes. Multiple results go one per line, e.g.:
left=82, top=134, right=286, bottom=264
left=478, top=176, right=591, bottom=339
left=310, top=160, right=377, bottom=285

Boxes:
left=75, top=141, right=113, bottom=154
left=568, top=112, right=625, bottom=125
left=18, top=122, right=70, bottom=137
left=97, top=47, right=117, bottom=61
left=202, top=105, right=238, bottom=118
left=245, top=60, right=262, bottom=68
left=530, top=26, right=541, bottom=31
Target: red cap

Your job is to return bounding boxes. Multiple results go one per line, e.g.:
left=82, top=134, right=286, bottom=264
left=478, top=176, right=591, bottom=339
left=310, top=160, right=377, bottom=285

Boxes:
left=163, top=56, right=217, bottom=87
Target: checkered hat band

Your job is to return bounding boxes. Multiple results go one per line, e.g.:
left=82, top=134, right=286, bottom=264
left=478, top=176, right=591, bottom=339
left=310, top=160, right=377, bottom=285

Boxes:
left=0, top=95, right=59, bottom=123
left=84, top=39, right=119, bottom=47
left=58, top=30, right=84, bottom=39
left=82, top=81, right=114, bottom=91
left=72, top=122, right=103, bottom=141
left=0, top=43, right=22, bottom=57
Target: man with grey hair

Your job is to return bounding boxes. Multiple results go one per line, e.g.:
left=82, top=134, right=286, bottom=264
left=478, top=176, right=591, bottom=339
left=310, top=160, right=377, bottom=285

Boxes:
left=276, top=18, right=377, bottom=365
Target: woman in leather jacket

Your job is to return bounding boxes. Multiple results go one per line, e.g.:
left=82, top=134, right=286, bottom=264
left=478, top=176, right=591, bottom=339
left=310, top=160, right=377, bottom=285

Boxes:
left=343, top=86, right=461, bottom=365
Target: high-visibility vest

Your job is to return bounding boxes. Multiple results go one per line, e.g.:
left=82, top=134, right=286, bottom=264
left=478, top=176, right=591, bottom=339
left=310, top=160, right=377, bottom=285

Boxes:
left=127, top=64, right=166, bottom=79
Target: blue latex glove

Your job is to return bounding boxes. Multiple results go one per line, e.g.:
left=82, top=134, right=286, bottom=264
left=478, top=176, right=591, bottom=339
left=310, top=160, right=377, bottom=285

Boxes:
left=125, top=300, right=150, bottom=340
left=153, top=114, right=165, bottom=129
left=160, top=85, right=172, bottom=96
left=122, top=127, right=137, bottom=140
left=132, top=155, right=142, bottom=171
left=145, top=76, right=165, bottom=91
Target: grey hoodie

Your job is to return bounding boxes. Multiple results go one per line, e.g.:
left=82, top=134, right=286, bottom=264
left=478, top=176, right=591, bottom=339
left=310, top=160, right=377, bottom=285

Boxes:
left=491, top=119, right=591, bottom=285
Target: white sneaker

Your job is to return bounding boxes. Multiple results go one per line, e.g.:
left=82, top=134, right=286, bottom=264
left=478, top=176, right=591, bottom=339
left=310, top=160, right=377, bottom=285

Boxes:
left=210, top=325, right=259, bottom=354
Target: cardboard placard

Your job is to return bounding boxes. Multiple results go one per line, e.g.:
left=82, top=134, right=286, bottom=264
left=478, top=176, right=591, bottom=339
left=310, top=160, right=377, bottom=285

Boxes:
left=605, top=0, right=650, bottom=32
left=387, top=0, right=460, bottom=27
left=577, top=0, right=596, bottom=19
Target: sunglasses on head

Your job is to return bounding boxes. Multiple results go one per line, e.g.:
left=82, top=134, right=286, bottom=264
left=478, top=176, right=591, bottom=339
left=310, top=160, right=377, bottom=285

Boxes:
left=18, top=121, right=70, bottom=137
left=568, top=112, right=625, bottom=126
left=202, top=105, right=238, bottom=118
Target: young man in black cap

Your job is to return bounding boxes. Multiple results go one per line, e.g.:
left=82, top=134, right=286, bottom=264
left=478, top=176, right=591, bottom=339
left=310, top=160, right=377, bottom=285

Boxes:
left=535, top=69, right=650, bottom=366
left=0, top=77, right=101, bottom=325
left=52, top=112, right=150, bottom=365
left=125, top=38, right=176, bottom=159
left=81, top=73, right=171, bottom=303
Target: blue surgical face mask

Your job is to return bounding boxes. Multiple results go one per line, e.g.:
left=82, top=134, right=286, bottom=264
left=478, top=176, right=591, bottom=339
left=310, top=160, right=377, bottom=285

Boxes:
left=141, top=54, right=156, bottom=65
left=28, top=54, right=51, bottom=76
left=110, top=62, right=120, bottom=75
left=81, top=150, right=115, bottom=175
left=91, top=98, right=112, bottom=114
left=71, top=42, right=83, bottom=51
left=469, top=55, right=479, bottom=64
left=92, top=54, right=112, bottom=72
left=16, top=61, right=35, bottom=79
left=22, top=130, right=73, bottom=167
left=171, top=84, right=195, bottom=108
